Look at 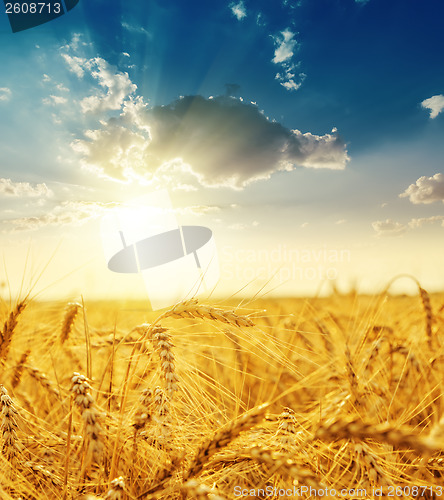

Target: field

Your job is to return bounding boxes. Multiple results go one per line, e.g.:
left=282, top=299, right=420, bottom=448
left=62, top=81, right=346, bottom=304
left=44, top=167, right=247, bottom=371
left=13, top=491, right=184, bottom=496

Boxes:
left=1, top=285, right=444, bottom=499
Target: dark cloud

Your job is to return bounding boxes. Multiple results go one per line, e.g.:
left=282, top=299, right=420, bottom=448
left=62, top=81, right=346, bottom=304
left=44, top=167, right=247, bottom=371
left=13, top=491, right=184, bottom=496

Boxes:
left=73, top=94, right=349, bottom=189
left=143, top=96, right=348, bottom=187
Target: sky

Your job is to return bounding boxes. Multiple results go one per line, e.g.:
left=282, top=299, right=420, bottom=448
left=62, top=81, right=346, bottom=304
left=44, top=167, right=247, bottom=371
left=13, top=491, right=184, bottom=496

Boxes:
left=1, top=0, right=444, bottom=302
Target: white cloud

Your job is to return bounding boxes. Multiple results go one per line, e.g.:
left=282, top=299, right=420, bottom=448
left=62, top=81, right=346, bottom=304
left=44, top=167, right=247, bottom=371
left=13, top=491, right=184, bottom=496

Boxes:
left=7, top=201, right=116, bottom=231
left=372, top=219, right=407, bottom=237
left=77, top=58, right=137, bottom=114
left=272, top=29, right=297, bottom=64
left=271, top=30, right=304, bottom=91
left=61, top=54, right=87, bottom=78
left=72, top=95, right=349, bottom=189
left=278, top=77, right=302, bottom=91
left=0, top=87, right=12, bottom=102
left=400, top=173, right=444, bottom=204
left=335, top=219, right=346, bottom=225
left=42, top=95, right=68, bottom=105
left=0, top=178, right=52, bottom=198
left=421, top=95, right=444, bottom=119
left=56, top=83, right=69, bottom=92
left=71, top=122, right=148, bottom=182
left=61, top=43, right=138, bottom=115
left=229, top=1, right=247, bottom=20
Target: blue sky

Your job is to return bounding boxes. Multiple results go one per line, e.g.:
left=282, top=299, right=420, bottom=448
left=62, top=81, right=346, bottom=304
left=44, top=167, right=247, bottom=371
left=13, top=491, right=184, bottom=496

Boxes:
left=1, top=0, right=444, bottom=299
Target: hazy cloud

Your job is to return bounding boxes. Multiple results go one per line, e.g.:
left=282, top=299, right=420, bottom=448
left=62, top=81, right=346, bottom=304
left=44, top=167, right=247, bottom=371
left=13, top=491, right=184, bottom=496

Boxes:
left=408, top=215, right=444, bottom=228
left=42, top=95, right=68, bottom=105
left=400, top=173, right=444, bottom=204
left=0, top=87, right=11, bottom=102
left=372, top=219, right=407, bottom=237
left=73, top=95, right=349, bottom=189
left=421, top=95, right=444, bottom=119
left=176, top=205, right=221, bottom=216
left=0, top=178, right=52, bottom=198
left=229, top=1, right=246, bottom=20
left=372, top=215, right=444, bottom=236
left=122, top=22, right=151, bottom=37
left=7, top=201, right=116, bottom=231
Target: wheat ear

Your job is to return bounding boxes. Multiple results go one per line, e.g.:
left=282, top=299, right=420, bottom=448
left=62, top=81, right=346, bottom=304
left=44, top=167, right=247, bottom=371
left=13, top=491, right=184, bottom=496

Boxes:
left=105, top=477, right=125, bottom=499
left=181, top=479, right=227, bottom=499
left=0, top=300, right=26, bottom=362
left=11, top=349, right=30, bottom=388
left=315, top=417, right=444, bottom=455
left=0, top=385, right=19, bottom=461
left=60, top=302, right=82, bottom=344
left=70, top=372, right=103, bottom=474
left=248, top=445, right=324, bottom=488
left=275, top=406, right=298, bottom=450
left=419, top=287, right=433, bottom=347
left=183, top=402, right=269, bottom=480
left=166, top=299, right=254, bottom=328
left=150, top=326, right=179, bottom=396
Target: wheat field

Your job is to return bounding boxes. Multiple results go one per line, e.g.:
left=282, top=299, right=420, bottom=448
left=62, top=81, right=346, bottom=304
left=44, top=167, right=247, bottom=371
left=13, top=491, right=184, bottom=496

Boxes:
left=1, top=283, right=444, bottom=499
